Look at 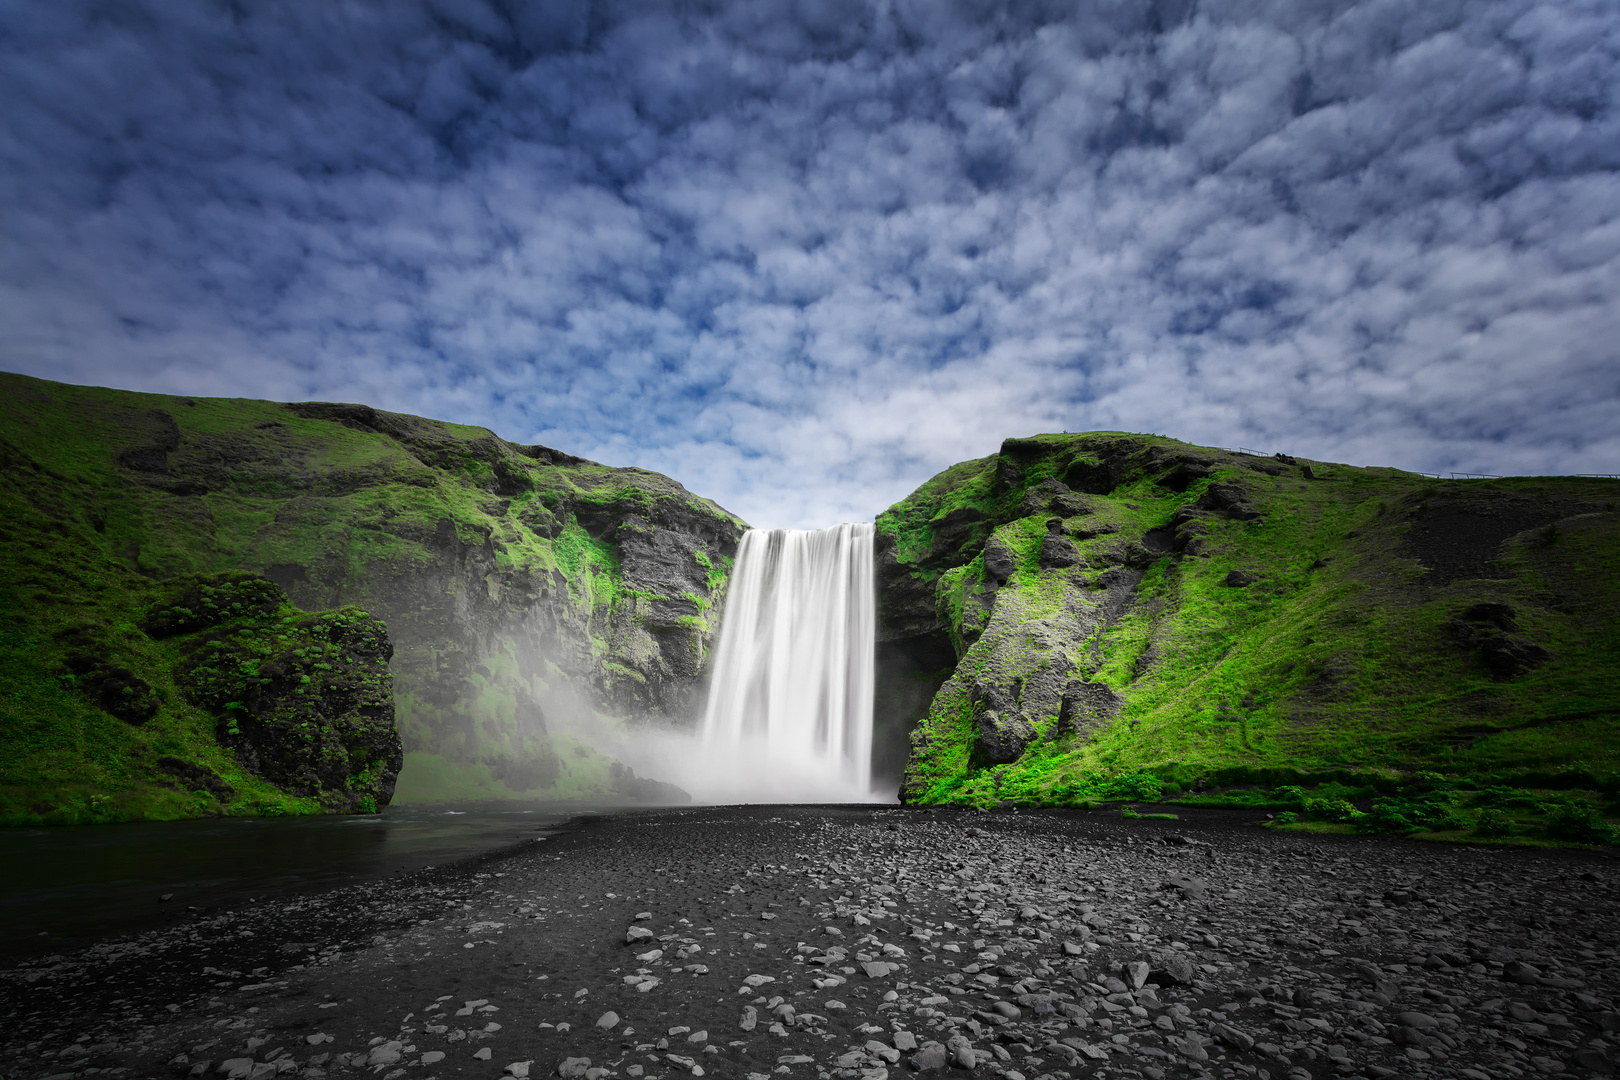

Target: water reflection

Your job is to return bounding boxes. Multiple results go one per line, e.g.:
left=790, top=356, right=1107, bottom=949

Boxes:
left=0, top=804, right=610, bottom=959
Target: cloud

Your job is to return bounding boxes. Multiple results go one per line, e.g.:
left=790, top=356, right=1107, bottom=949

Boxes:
left=0, top=0, right=1617, bottom=528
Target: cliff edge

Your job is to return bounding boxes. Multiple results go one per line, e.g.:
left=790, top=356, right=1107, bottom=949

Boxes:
left=877, top=432, right=1620, bottom=808
left=0, top=374, right=743, bottom=822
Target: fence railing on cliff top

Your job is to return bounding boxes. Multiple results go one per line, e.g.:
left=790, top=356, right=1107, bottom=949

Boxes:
left=1218, top=448, right=1620, bottom=481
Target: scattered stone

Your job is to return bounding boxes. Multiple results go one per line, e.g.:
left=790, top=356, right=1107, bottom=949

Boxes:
left=1160, top=874, right=1209, bottom=900
left=367, top=1041, right=403, bottom=1065
left=1504, top=961, right=1542, bottom=984
left=10, top=805, right=1616, bottom=1080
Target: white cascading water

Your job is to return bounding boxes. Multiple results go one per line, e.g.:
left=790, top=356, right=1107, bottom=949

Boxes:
left=694, top=523, right=875, bottom=802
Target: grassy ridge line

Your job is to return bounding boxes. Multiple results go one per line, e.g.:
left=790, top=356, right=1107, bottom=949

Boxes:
left=0, top=373, right=744, bottom=819
left=882, top=432, right=1620, bottom=813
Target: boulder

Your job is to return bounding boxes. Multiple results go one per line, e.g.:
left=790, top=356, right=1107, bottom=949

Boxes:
left=1054, top=680, right=1122, bottom=740
left=982, top=535, right=1017, bottom=584
left=1481, top=637, right=1551, bottom=680
left=975, top=710, right=1037, bottom=764
left=1160, top=461, right=1214, bottom=491
left=1161, top=874, right=1210, bottom=900
left=1039, top=532, right=1083, bottom=568
left=1148, top=953, right=1197, bottom=986
left=1018, top=478, right=1075, bottom=517
left=1197, top=481, right=1261, bottom=520
left=1503, top=961, right=1542, bottom=985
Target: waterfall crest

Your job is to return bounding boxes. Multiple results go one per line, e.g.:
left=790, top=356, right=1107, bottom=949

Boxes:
left=697, top=523, right=875, bottom=801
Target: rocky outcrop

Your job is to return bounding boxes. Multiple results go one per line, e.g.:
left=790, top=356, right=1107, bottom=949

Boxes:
left=877, top=432, right=1617, bottom=805
left=0, top=373, right=746, bottom=818
left=139, top=396, right=743, bottom=802
left=1449, top=603, right=1552, bottom=681
left=160, top=573, right=403, bottom=813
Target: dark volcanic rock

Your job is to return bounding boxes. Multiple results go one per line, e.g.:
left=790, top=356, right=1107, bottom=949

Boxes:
left=1061, top=436, right=1146, bottom=494
left=1197, top=480, right=1262, bottom=520
left=154, top=756, right=235, bottom=799
left=1481, top=636, right=1552, bottom=680
left=1055, top=679, right=1123, bottom=740
left=1461, top=602, right=1519, bottom=631
left=1039, top=530, right=1084, bottom=568
left=983, top=535, right=1017, bottom=584
left=1159, top=459, right=1216, bottom=492
left=1019, top=479, right=1094, bottom=519
left=875, top=427, right=1615, bottom=809
left=975, top=708, right=1038, bottom=764
left=9, top=806, right=1615, bottom=1080
left=171, top=576, right=403, bottom=812
left=3, top=374, right=747, bottom=817
left=60, top=653, right=160, bottom=725
left=608, top=762, right=692, bottom=803
left=142, top=574, right=286, bottom=638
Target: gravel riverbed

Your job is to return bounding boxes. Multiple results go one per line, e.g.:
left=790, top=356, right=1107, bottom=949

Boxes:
left=3, top=805, right=1618, bottom=1080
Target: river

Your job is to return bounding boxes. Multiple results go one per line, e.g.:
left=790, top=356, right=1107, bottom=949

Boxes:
left=0, top=804, right=610, bottom=959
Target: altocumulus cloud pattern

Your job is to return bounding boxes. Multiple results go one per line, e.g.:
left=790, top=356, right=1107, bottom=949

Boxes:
left=1, top=0, right=1618, bottom=527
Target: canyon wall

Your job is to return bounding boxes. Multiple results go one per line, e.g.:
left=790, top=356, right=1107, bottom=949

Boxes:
left=0, top=373, right=742, bottom=822
left=875, top=433, right=1620, bottom=804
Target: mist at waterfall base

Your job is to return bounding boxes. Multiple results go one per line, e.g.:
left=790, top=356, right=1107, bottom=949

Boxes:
left=485, top=523, right=882, bottom=805
left=608, top=524, right=882, bottom=804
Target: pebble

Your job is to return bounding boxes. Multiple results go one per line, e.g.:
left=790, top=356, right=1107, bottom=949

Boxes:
left=9, top=806, right=1618, bottom=1080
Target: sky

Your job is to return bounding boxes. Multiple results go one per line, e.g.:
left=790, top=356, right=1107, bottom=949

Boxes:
left=2, top=0, right=1618, bottom=529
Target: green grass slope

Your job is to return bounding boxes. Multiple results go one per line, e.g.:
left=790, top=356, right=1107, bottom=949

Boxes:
left=0, top=373, right=744, bottom=818
left=0, top=477, right=401, bottom=826
left=882, top=432, right=1620, bottom=835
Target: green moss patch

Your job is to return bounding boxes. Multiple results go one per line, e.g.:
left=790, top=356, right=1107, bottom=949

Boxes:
left=884, top=432, right=1620, bottom=840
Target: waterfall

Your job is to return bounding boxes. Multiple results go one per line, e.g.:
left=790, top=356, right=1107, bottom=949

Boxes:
left=697, top=522, right=876, bottom=802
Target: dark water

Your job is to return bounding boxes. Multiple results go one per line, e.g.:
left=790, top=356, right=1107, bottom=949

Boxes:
left=0, top=804, right=600, bottom=960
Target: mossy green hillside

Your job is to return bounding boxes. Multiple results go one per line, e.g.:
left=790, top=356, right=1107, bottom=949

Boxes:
left=882, top=432, right=1620, bottom=821
left=0, top=515, right=401, bottom=824
left=0, top=374, right=745, bottom=812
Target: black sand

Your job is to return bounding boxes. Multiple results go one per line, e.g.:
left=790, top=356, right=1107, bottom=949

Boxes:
left=3, top=806, right=1617, bottom=1080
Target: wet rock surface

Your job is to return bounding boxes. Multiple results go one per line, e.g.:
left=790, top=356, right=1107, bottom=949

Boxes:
left=4, top=806, right=1618, bottom=1080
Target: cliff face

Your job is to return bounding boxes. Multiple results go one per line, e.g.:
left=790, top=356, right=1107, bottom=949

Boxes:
left=0, top=374, right=744, bottom=821
left=876, top=433, right=1620, bottom=804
